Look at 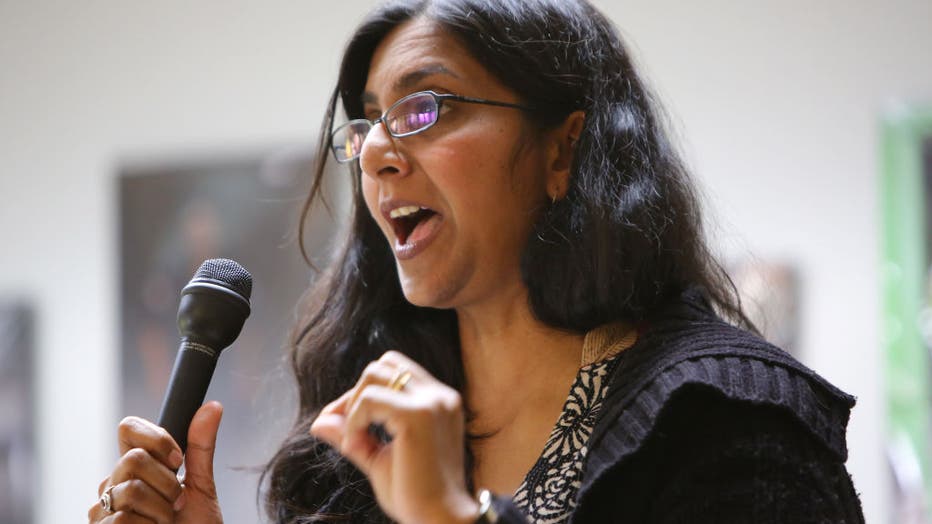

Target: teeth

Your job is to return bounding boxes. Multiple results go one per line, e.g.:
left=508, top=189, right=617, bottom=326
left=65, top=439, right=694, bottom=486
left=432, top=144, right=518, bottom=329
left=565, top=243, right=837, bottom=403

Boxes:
left=389, top=205, right=423, bottom=219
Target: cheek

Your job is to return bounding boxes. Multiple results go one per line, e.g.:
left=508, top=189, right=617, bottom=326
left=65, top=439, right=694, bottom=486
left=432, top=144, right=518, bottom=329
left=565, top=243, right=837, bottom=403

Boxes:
left=438, top=152, right=542, bottom=248
left=425, top=124, right=547, bottom=236
left=429, top=129, right=512, bottom=190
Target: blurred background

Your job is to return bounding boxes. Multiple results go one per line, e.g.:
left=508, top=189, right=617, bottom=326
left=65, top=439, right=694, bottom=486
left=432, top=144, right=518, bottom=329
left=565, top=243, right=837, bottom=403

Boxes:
left=1, top=1, right=930, bottom=522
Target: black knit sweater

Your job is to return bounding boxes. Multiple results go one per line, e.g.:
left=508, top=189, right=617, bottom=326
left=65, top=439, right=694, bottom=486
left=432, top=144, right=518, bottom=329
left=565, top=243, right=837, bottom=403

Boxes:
left=491, top=289, right=865, bottom=523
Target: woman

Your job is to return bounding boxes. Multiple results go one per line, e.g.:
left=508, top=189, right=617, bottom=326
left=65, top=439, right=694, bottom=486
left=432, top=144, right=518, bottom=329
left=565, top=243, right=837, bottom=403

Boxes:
left=89, top=1, right=864, bottom=523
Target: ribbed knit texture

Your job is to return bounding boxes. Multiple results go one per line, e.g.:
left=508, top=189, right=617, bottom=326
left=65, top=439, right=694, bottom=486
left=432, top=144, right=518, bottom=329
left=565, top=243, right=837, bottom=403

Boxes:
left=490, top=288, right=864, bottom=523
left=572, top=389, right=864, bottom=523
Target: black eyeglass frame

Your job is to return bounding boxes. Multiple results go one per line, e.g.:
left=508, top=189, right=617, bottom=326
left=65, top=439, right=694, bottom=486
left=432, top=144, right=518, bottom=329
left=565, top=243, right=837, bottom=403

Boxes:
left=330, top=90, right=534, bottom=163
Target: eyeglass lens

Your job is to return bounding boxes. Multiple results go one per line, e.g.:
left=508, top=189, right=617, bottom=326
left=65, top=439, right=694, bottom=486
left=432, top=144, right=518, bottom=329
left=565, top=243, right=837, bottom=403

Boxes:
left=333, top=121, right=370, bottom=162
left=332, top=92, right=440, bottom=162
left=388, top=94, right=438, bottom=135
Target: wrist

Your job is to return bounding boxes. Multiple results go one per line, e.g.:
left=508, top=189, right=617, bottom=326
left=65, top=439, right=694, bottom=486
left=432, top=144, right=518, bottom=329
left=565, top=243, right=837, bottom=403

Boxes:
left=444, top=489, right=497, bottom=524
left=426, top=490, right=480, bottom=524
left=446, top=493, right=479, bottom=524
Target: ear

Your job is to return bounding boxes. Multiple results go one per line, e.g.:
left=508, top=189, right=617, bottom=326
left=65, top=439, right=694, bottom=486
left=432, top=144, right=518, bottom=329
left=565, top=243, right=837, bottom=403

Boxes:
left=546, top=110, right=586, bottom=202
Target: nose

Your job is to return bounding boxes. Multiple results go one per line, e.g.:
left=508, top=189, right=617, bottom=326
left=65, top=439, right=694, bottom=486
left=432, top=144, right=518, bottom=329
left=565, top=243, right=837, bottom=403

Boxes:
left=358, top=120, right=411, bottom=179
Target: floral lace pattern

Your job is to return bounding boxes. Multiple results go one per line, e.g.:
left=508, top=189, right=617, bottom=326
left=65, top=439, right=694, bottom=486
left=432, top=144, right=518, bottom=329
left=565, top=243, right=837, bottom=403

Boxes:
left=512, top=353, right=624, bottom=523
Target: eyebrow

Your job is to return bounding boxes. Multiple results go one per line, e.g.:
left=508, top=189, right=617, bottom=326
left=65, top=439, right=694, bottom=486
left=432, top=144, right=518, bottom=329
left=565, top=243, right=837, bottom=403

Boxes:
left=361, top=64, right=460, bottom=105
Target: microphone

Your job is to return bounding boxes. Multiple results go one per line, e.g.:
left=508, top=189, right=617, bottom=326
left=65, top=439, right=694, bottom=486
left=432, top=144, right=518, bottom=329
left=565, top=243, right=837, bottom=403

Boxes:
left=156, top=258, right=252, bottom=454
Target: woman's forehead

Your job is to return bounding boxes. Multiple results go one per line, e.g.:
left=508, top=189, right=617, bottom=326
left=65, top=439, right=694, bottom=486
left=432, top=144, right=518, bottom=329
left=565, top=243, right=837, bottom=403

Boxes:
left=363, top=18, right=492, bottom=104
left=361, top=64, right=461, bottom=106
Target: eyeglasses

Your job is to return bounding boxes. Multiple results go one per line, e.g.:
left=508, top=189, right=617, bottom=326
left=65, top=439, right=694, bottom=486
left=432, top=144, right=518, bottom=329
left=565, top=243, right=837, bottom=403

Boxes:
left=330, top=90, right=533, bottom=163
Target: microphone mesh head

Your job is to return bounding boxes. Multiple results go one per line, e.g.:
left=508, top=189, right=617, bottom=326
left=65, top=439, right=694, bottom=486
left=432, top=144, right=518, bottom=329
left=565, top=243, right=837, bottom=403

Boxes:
left=193, top=258, right=253, bottom=300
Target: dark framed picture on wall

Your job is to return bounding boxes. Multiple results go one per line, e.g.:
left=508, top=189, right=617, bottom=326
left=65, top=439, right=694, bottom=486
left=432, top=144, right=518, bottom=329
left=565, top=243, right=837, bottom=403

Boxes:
left=0, top=302, right=35, bottom=524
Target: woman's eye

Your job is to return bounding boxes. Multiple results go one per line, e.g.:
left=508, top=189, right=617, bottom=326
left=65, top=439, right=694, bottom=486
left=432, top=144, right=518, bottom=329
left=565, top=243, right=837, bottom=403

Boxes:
left=415, top=102, right=434, bottom=114
left=402, top=97, right=435, bottom=114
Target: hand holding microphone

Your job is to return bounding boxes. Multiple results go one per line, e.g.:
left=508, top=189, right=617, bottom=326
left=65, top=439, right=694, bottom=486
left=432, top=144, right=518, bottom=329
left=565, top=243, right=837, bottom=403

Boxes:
left=88, top=259, right=251, bottom=524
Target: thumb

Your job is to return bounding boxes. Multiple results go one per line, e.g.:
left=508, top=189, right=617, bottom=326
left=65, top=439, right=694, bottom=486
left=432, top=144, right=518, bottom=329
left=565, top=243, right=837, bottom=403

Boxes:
left=183, top=401, right=223, bottom=496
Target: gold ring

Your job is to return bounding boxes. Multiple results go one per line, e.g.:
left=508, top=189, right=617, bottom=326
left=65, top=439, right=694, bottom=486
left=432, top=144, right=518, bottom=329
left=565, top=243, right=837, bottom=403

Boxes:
left=387, top=368, right=412, bottom=392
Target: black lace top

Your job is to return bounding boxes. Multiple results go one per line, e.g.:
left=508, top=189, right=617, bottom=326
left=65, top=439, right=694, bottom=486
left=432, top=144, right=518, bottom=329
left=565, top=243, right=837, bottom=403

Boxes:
left=512, top=354, right=624, bottom=523
left=512, top=323, right=635, bottom=524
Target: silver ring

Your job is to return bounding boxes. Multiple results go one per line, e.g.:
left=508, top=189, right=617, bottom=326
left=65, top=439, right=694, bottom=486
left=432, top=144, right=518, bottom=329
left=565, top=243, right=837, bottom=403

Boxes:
left=99, top=484, right=116, bottom=514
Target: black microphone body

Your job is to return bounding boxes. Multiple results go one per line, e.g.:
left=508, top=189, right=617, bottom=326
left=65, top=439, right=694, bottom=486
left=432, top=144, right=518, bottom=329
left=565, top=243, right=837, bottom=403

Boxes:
left=156, top=259, right=252, bottom=454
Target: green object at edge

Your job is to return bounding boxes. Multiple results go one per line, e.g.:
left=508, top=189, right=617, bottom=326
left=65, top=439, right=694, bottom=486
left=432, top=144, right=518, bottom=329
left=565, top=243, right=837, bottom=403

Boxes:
left=881, top=104, right=932, bottom=503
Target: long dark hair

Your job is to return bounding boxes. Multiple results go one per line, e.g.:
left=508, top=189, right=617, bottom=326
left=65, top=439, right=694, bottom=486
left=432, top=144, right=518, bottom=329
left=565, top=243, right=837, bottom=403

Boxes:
left=262, top=0, right=752, bottom=521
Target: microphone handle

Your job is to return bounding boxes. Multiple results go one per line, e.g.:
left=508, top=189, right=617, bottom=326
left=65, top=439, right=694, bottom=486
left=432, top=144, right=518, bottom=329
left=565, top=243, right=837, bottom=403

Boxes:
left=156, top=340, right=219, bottom=455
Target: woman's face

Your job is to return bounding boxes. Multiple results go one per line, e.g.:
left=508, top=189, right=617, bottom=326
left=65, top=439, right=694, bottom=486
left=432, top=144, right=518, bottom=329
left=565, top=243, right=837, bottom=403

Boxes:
left=359, top=17, right=554, bottom=310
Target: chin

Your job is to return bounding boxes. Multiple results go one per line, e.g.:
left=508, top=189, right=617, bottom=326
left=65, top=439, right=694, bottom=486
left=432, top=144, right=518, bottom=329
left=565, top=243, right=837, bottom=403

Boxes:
left=400, top=282, right=453, bottom=309
left=397, top=269, right=461, bottom=310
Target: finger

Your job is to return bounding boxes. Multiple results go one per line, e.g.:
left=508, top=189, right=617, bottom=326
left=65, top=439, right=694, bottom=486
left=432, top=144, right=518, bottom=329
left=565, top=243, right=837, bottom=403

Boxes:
left=88, top=495, right=159, bottom=524
left=318, top=360, right=399, bottom=420
left=312, top=383, right=409, bottom=451
left=107, top=479, right=174, bottom=524
left=88, top=499, right=108, bottom=523
left=308, top=412, right=346, bottom=448
left=98, top=476, right=110, bottom=497
left=99, top=510, right=156, bottom=523
left=344, top=385, right=413, bottom=439
left=339, top=385, right=415, bottom=472
left=379, top=350, right=429, bottom=378
left=317, top=387, right=356, bottom=418
left=118, top=417, right=183, bottom=471
left=109, top=448, right=183, bottom=502
left=339, top=425, right=384, bottom=476
left=343, top=382, right=464, bottom=449
left=347, top=360, right=401, bottom=412
left=183, top=401, right=222, bottom=497
left=310, top=369, right=395, bottom=447
left=311, top=357, right=417, bottom=446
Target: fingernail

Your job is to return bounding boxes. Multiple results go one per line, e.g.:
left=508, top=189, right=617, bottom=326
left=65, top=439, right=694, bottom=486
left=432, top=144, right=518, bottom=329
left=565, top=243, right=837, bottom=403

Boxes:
left=173, top=492, right=186, bottom=512
left=169, top=449, right=183, bottom=469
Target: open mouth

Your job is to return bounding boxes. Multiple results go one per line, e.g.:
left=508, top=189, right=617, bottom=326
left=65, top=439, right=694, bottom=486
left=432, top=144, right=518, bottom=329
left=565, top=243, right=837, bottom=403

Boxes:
left=390, top=206, right=439, bottom=245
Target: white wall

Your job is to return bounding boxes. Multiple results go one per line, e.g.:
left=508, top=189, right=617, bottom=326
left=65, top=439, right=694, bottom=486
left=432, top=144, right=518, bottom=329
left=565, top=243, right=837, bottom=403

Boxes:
left=1, top=1, right=929, bottom=522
